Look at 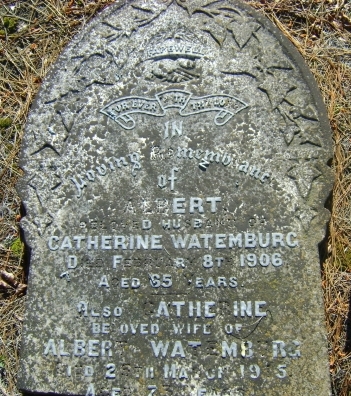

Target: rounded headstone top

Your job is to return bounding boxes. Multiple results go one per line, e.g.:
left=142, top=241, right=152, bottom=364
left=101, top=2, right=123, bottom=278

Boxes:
left=18, top=1, right=332, bottom=395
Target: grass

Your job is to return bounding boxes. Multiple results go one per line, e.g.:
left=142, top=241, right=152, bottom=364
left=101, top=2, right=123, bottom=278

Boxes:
left=0, top=0, right=351, bottom=395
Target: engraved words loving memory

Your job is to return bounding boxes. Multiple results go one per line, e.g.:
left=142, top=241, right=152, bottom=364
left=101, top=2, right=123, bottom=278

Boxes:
left=17, top=1, right=333, bottom=395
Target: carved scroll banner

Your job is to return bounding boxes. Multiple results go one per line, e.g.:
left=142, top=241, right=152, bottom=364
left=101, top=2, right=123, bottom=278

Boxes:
left=17, top=1, right=333, bottom=395
left=100, top=90, right=248, bottom=129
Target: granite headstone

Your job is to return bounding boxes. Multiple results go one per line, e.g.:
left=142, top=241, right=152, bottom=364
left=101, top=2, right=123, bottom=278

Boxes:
left=18, top=1, right=333, bottom=395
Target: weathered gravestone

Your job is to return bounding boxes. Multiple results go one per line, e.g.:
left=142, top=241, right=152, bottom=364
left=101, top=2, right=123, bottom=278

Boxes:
left=17, top=1, right=333, bottom=395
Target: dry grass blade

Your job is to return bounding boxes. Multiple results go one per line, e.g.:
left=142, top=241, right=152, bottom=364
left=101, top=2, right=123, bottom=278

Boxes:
left=0, top=0, right=351, bottom=394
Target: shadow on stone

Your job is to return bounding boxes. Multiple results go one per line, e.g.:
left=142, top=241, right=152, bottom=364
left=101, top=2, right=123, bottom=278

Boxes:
left=344, top=294, right=351, bottom=353
left=319, top=189, right=333, bottom=268
left=20, top=202, right=31, bottom=285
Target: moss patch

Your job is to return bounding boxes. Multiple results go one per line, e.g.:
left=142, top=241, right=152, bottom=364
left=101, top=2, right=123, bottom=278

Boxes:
left=10, top=238, right=23, bottom=258
left=0, top=118, right=12, bottom=129
left=1, top=17, right=18, bottom=35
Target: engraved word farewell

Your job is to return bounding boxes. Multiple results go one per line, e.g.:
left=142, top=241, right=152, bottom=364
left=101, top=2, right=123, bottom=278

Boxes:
left=100, top=89, right=248, bottom=130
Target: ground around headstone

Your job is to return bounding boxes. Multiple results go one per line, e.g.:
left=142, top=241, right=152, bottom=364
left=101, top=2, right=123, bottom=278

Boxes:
left=0, top=0, right=351, bottom=396
left=16, top=1, right=334, bottom=395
